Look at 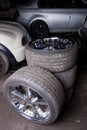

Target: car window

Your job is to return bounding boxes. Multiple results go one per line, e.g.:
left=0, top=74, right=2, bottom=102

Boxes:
left=37, top=0, right=87, bottom=8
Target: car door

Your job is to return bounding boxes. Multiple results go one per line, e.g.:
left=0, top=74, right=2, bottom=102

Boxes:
left=41, top=9, right=71, bottom=32
left=70, top=9, right=87, bottom=31
left=37, top=0, right=71, bottom=32
left=37, top=0, right=87, bottom=32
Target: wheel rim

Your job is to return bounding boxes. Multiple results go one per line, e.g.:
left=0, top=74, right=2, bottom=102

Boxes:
left=8, top=85, right=50, bottom=122
left=34, top=24, right=46, bottom=37
left=30, top=37, right=73, bottom=50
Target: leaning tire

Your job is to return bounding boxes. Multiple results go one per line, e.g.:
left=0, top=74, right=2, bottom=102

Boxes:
left=29, top=20, right=49, bottom=38
left=3, top=66, right=64, bottom=125
left=53, top=65, right=77, bottom=89
left=0, top=51, right=9, bottom=76
left=25, top=38, right=78, bottom=72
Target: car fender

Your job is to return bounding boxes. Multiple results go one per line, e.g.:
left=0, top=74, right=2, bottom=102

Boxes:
left=0, top=43, right=18, bottom=69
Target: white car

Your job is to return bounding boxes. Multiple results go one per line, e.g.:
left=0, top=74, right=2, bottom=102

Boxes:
left=0, top=21, right=30, bottom=76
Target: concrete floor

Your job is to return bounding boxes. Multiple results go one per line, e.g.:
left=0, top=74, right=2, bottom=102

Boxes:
left=0, top=68, right=87, bottom=130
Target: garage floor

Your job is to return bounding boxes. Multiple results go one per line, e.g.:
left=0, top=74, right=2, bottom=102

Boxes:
left=0, top=67, right=87, bottom=130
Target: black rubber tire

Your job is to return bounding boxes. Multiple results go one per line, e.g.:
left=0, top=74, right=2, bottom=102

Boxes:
left=3, top=66, right=64, bottom=125
left=53, top=65, right=77, bottom=90
left=29, top=20, right=49, bottom=39
left=78, top=22, right=87, bottom=50
left=25, top=40, right=78, bottom=72
left=79, top=27, right=87, bottom=41
left=65, top=86, right=74, bottom=103
left=0, top=51, right=9, bottom=76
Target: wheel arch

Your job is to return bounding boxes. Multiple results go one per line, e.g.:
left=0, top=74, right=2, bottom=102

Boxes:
left=29, top=17, right=49, bottom=30
left=29, top=17, right=49, bottom=38
left=0, top=43, right=18, bottom=69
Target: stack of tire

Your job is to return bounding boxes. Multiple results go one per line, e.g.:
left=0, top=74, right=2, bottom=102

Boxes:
left=3, top=37, right=78, bottom=125
left=25, top=37, right=78, bottom=103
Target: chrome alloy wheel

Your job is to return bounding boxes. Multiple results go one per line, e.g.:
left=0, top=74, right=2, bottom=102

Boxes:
left=8, top=85, right=50, bottom=122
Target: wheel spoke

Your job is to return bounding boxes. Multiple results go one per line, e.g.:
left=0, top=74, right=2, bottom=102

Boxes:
left=20, top=104, right=36, bottom=118
left=34, top=99, right=48, bottom=106
left=19, top=103, right=28, bottom=111
left=26, top=88, right=33, bottom=99
left=11, top=89, right=26, bottom=100
left=33, top=105, right=48, bottom=119
left=18, top=104, right=25, bottom=110
left=32, top=105, right=43, bottom=118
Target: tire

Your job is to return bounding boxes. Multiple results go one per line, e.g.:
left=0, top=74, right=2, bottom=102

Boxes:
left=0, top=51, right=9, bottom=76
left=3, top=66, right=64, bottom=125
left=29, top=20, right=49, bottom=39
left=65, top=86, right=74, bottom=103
left=53, top=65, right=77, bottom=89
left=79, top=22, right=87, bottom=49
left=79, top=27, right=87, bottom=41
left=25, top=38, right=78, bottom=72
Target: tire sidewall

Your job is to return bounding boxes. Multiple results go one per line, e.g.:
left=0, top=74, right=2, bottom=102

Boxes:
left=0, top=51, right=9, bottom=76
